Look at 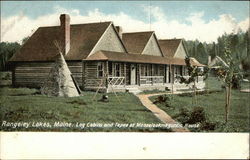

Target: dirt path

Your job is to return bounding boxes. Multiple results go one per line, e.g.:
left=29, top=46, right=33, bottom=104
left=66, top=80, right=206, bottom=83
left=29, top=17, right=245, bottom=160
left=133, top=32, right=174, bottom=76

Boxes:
left=137, top=91, right=192, bottom=132
left=240, top=89, right=250, bottom=93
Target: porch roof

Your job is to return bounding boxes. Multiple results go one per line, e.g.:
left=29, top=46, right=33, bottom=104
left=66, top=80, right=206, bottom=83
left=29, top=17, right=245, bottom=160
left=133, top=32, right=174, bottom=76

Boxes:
left=85, top=50, right=205, bottom=66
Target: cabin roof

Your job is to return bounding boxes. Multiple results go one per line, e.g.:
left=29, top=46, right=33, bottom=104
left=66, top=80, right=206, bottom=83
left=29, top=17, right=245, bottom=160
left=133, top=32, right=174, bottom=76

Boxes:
left=158, top=39, right=182, bottom=57
left=122, top=31, right=153, bottom=54
left=85, top=50, right=205, bottom=66
left=208, top=56, right=228, bottom=68
left=10, top=22, right=111, bottom=62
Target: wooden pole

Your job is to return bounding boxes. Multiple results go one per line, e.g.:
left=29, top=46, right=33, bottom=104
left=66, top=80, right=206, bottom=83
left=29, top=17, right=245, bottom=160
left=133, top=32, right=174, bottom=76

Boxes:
left=82, top=61, right=85, bottom=90
left=138, top=64, right=141, bottom=86
left=225, top=86, right=229, bottom=123
left=106, top=61, right=109, bottom=90
left=170, top=64, right=174, bottom=100
left=124, top=63, right=126, bottom=87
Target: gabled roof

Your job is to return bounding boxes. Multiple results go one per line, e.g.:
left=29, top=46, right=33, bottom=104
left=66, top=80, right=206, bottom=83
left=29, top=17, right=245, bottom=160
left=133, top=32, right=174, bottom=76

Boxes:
left=86, top=50, right=205, bottom=66
left=122, top=31, right=153, bottom=54
left=10, top=22, right=111, bottom=61
left=208, top=56, right=228, bottom=68
left=158, top=39, right=182, bottom=57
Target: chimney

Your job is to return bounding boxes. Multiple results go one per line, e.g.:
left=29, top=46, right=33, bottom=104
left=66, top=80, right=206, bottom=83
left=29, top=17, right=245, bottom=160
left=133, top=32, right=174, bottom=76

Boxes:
left=60, top=14, right=70, bottom=55
left=115, top=26, right=123, bottom=39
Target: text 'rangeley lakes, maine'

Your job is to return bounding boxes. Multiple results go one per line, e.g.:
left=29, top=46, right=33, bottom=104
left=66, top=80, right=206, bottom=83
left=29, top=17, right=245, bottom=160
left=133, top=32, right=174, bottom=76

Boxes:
left=0, top=1, right=249, bottom=132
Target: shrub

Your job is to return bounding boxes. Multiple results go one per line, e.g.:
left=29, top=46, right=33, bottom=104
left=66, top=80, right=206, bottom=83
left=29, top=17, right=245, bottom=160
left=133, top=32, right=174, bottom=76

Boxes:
left=174, top=106, right=216, bottom=131
left=175, top=107, right=190, bottom=125
left=200, top=121, right=216, bottom=131
left=188, top=106, right=206, bottom=124
left=153, top=95, right=171, bottom=107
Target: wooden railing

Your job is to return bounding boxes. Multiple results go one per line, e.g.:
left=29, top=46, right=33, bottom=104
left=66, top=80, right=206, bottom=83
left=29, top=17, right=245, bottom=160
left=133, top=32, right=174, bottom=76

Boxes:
left=175, top=75, right=204, bottom=83
left=108, top=76, right=125, bottom=86
left=140, top=76, right=164, bottom=85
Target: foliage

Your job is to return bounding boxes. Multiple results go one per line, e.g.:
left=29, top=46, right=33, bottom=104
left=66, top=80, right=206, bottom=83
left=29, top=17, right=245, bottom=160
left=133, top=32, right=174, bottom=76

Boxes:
left=178, top=56, right=209, bottom=105
left=0, top=72, right=11, bottom=80
left=0, top=42, right=21, bottom=71
left=179, top=57, right=209, bottom=84
left=214, top=36, right=243, bottom=122
left=184, top=30, right=250, bottom=72
left=173, top=106, right=216, bottom=131
left=22, top=36, right=30, bottom=45
left=149, top=75, right=249, bottom=132
left=153, top=95, right=171, bottom=107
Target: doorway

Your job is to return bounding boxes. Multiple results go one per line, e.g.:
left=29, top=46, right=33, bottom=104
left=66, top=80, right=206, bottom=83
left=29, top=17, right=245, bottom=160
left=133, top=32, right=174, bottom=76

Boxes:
left=130, top=64, right=136, bottom=85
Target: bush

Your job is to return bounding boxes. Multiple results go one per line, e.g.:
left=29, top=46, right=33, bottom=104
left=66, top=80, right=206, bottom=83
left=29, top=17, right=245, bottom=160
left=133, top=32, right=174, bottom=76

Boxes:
left=153, top=95, right=171, bottom=107
left=188, top=106, right=206, bottom=124
left=0, top=72, right=11, bottom=80
left=174, top=106, right=216, bottom=131
left=200, top=121, right=216, bottom=131
left=174, top=107, right=190, bottom=125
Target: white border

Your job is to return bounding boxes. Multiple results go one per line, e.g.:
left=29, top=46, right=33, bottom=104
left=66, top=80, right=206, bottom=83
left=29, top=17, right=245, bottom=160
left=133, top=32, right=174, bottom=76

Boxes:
left=1, top=132, right=249, bottom=159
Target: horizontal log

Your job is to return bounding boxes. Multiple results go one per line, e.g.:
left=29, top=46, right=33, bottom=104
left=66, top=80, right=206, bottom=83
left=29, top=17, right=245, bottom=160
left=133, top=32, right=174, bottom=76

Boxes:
left=15, top=63, right=53, bottom=67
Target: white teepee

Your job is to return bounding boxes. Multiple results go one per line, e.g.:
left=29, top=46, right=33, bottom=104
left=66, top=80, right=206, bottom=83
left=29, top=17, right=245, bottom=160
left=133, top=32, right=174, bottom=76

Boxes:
left=41, top=41, right=80, bottom=97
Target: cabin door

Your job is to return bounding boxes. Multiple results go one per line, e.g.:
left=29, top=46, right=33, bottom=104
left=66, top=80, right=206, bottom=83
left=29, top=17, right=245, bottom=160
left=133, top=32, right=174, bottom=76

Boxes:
left=130, top=64, right=136, bottom=85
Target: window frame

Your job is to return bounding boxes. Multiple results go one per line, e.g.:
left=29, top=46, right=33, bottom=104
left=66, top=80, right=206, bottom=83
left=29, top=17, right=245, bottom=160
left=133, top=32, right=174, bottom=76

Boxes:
left=97, top=62, right=105, bottom=78
left=113, top=63, right=121, bottom=77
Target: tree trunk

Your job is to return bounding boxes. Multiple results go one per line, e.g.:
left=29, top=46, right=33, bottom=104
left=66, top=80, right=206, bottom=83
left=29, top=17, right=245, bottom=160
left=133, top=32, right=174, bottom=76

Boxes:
left=227, top=84, right=232, bottom=122
left=170, top=65, right=174, bottom=100
left=194, top=81, right=197, bottom=106
left=225, top=86, right=229, bottom=123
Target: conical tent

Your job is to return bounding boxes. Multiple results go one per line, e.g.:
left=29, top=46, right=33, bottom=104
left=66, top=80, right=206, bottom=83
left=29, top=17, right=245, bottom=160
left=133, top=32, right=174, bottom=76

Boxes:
left=41, top=43, right=80, bottom=97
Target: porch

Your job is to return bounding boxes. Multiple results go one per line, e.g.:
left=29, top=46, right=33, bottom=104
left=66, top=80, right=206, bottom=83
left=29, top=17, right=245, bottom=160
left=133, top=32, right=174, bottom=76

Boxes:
left=83, top=60, right=205, bottom=93
left=106, top=75, right=205, bottom=93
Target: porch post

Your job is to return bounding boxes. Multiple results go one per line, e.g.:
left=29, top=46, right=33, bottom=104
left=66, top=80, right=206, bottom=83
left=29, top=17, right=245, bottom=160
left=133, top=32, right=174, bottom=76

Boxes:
left=164, top=65, right=166, bottom=84
left=151, top=64, right=153, bottom=85
left=105, top=61, right=109, bottom=91
left=166, top=64, right=169, bottom=83
left=124, top=62, right=126, bottom=87
left=172, top=65, right=175, bottom=84
left=170, top=64, right=174, bottom=93
left=138, top=64, right=141, bottom=86
left=82, top=61, right=85, bottom=90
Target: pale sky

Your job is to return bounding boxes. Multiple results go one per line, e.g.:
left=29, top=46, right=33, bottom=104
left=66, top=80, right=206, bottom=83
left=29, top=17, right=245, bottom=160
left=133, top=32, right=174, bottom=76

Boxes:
left=1, top=1, right=249, bottom=43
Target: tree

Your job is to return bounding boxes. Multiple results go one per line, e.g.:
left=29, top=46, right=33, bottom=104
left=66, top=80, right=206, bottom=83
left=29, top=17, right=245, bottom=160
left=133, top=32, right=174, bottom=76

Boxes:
left=22, top=36, right=30, bottom=45
left=196, top=43, right=207, bottom=65
left=215, top=38, right=243, bottom=123
left=0, top=42, right=21, bottom=71
left=178, top=57, right=209, bottom=105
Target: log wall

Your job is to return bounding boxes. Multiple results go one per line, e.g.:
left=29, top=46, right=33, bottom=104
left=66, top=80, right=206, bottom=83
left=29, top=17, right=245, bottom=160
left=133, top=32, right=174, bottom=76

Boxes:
left=83, top=61, right=107, bottom=89
left=13, top=61, right=83, bottom=88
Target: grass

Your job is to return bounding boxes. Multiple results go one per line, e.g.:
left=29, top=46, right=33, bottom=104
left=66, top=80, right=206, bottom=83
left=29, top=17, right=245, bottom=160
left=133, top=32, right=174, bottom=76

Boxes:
left=0, top=87, right=170, bottom=132
left=150, top=76, right=250, bottom=132
left=139, top=89, right=171, bottom=95
left=0, top=72, right=12, bottom=86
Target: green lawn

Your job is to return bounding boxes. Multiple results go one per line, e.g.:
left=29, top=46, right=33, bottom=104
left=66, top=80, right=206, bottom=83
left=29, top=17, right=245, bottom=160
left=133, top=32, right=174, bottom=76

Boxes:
left=0, top=87, right=170, bottom=132
left=150, top=77, right=250, bottom=132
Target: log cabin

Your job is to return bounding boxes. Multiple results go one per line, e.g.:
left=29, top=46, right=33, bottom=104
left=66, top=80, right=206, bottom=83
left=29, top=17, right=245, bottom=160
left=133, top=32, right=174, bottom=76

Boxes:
left=9, top=14, right=205, bottom=93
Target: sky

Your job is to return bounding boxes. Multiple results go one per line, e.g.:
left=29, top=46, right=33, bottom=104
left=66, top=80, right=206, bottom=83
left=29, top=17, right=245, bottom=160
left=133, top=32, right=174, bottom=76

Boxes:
left=1, top=1, right=249, bottom=43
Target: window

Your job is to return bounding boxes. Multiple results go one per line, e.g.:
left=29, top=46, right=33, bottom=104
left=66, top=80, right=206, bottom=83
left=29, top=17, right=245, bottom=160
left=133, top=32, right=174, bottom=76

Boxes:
left=180, top=66, right=183, bottom=76
left=108, top=62, right=112, bottom=76
left=159, top=65, right=164, bottom=76
left=140, top=65, right=146, bottom=76
left=146, top=65, right=151, bottom=76
left=153, top=65, right=159, bottom=76
left=97, top=62, right=104, bottom=77
left=114, top=63, right=121, bottom=77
